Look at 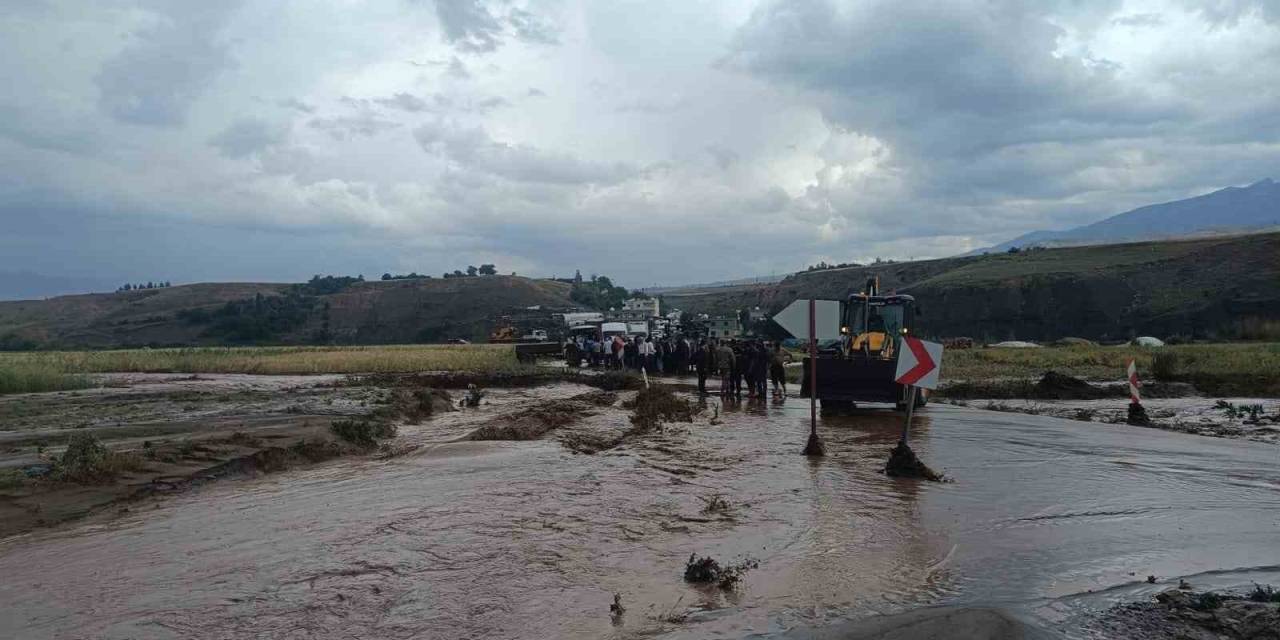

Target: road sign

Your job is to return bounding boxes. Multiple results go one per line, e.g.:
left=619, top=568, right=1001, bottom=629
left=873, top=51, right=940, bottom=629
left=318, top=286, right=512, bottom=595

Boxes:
left=894, top=337, right=943, bottom=390
left=773, top=299, right=841, bottom=341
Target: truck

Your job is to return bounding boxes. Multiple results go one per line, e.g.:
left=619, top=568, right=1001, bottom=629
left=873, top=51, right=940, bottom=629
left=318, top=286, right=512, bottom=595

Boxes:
left=800, top=277, right=928, bottom=413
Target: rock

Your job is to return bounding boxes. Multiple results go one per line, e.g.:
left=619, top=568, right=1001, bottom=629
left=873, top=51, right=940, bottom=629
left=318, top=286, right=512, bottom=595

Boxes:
left=1034, top=371, right=1109, bottom=399
left=1132, top=336, right=1166, bottom=347
left=21, top=463, right=54, bottom=478
left=1128, top=402, right=1152, bottom=426
left=989, top=341, right=1041, bottom=348
left=1156, top=588, right=1190, bottom=608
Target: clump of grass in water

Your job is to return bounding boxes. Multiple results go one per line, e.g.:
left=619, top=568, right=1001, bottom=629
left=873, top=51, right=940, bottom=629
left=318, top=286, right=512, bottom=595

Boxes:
left=0, top=363, right=93, bottom=396
left=329, top=419, right=397, bottom=448
left=54, top=433, right=146, bottom=483
left=884, top=442, right=944, bottom=482
left=1248, top=583, right=1280, bottom=603
left=683, top=553, right=758, bottom=590
left=624, top=385, right=695, bottom=433
left=699, top=494, right=731, bottom=515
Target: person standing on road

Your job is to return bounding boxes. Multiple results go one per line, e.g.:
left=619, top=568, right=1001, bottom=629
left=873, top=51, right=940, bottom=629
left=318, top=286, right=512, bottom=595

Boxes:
left=732, top=341, right=746, bottom=399
left=716, top=340, right=734, bottom=397
left=747, top=343, right=762, bottom=396
left=770, top=341, right=792, bottom=396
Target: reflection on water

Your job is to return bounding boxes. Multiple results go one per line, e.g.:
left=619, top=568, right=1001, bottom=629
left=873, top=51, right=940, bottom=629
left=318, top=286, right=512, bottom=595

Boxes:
left=1, top=391, right=1277, bottom=640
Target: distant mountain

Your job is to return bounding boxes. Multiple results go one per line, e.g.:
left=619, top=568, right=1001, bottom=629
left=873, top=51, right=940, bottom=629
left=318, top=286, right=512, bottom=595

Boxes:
left=979, top=178, right=1280, bottom=254
left=0, top=271, right=119, bottom=301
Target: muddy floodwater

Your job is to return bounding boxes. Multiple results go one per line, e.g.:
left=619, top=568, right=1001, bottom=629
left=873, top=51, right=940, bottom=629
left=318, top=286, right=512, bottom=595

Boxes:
left=1, top=383, right=1277, bottom=639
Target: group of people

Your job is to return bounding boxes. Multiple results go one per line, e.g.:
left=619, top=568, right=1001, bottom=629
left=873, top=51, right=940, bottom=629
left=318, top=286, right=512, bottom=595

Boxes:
left=563, top=334, right=794, bottom=399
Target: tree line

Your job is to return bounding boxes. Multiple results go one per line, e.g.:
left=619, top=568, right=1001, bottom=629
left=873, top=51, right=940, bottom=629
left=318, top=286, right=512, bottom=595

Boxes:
left=118, top=281, right=172, bottom=291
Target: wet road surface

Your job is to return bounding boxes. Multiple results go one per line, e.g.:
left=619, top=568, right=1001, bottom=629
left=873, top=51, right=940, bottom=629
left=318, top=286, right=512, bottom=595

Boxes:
left=1, top=388, right=1277, bottom=639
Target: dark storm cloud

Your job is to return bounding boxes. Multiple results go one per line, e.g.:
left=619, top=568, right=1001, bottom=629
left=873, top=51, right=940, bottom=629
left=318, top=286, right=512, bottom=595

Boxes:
left=95, top=3, right=240, bottom=126
left=722, top=0, right=1280, bottom=239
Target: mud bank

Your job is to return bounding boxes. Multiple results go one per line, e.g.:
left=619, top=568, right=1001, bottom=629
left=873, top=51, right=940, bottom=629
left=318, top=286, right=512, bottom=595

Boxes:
left=0, top=373, right=464, bottom=537
left=1087, top=586, right=1280, bottom=639
left=944, top=396, right=1280, bottom=444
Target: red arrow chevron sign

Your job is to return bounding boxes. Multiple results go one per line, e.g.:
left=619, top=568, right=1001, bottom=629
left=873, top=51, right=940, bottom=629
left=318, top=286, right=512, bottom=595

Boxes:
left=894, top=337, right=943, bottom=390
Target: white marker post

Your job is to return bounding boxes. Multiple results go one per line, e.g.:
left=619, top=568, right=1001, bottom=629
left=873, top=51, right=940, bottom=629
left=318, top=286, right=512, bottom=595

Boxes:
left=893, top=337, right=943, bottom=444
left=773, top=299, right=840, bottom=457
left=805, top=298, right=823, bottom=455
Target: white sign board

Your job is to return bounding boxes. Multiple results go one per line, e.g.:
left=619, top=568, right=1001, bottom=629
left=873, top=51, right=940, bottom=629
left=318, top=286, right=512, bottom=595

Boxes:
left=894, top=337, right=943, bottom=390
left=773, top=299, right=842, bottom=341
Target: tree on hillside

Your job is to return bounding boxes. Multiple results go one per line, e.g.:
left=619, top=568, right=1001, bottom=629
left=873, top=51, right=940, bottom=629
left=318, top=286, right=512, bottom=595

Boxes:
left=466, top=265, right=479, bottom=277
left=478, top=264, right=496, bottom=276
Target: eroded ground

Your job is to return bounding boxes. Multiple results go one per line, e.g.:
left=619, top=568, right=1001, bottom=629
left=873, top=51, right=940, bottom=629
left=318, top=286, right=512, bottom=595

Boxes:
left=1, top=373, right=1278, bottom=639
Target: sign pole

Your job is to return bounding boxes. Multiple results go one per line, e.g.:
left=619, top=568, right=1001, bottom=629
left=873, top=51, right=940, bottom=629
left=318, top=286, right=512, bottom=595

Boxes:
left=900, top=385, right=917, bottom=444
left=809, top=298, right=816, bottom=433
left=804, top=299, right=825, bottom=456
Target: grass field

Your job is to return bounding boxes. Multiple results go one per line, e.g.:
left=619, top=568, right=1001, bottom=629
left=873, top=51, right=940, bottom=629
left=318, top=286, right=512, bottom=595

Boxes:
left=0, top=344, right=520, bottom=394
left=786, top=342, right=1280, bottom=396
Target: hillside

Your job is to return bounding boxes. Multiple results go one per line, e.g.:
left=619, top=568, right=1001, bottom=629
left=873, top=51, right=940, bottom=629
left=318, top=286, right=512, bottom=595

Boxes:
left=0, top=276, right=577, bottom=349
left=662, top=233, right=1280, bottom=342
left=981, top=178, right=1280, bottom=253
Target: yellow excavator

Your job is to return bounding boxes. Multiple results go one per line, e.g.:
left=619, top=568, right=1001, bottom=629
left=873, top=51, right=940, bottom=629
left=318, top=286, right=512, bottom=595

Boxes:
left=801, top=276, right=927, bottom=413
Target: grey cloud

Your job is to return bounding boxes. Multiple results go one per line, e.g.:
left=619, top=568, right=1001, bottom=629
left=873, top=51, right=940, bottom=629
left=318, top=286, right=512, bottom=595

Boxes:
left=433, top=0, right=504, bottom=53
left=615, top=95, right=689, bottom=114
left=208, top=118, right=285, bottom=158
left=527, top=87, right=546, bottom=97
left=308, top=114, right=402, bottom=140
left=277, top=97, right=316, bottom=114
left=95, top=4, right=240, bottom=126
left=705, top=145, right=739, bottom=170
left=432, top=0, right=561, bottom=53
left=414, top=121, right=638, bottom=185
left=508, top=7, right=560, bottom=45
left=447, top=56, right=471, bottom=79
left=1112, top=12, right=1165, bottom=26
left=376, top=92, right=432, bottom=112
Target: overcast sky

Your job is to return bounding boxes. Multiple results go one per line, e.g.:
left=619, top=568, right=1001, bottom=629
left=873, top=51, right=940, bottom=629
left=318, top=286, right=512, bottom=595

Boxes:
left=2, top=0, right=1278, bottom=289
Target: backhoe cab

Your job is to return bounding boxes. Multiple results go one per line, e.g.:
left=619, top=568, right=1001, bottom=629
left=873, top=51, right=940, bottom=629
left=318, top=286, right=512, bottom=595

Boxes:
left=801, top=277, right=926, bottom=413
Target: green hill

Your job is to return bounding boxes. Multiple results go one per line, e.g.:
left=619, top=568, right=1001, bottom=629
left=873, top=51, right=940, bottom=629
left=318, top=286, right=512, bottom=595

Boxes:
left=662, top=232, right=1280, bottom=342
left=0, top=276, right=577, bottom=349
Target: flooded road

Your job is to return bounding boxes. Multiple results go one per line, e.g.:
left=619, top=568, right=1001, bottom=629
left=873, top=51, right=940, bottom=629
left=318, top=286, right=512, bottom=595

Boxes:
left=1, top=388, right=1277, bottom=639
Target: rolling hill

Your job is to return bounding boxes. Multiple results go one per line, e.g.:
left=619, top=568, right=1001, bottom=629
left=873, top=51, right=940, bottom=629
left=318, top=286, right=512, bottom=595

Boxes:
left=980, top=178, right=1280, bottom=253
left=0, top=276, right=577, bottom=349
left=663, top=232, right=1280, bottom=342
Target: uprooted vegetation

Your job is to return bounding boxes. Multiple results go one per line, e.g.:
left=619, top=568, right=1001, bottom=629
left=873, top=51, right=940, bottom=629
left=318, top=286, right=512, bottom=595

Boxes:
left=884, top=442, right=945, bottom=482
left=624, top=385, right=696, bottom=433
left=329, top=419, right=398, bottom=448
left=1091, top=586, right=1280, bottom=640
left=53, top=433, right=148, bottom=484
left=468, top=391, right=618, bottom=441
left=683, top=553, right=758, bottom=590
left=372, top=387, right=453, bottom=422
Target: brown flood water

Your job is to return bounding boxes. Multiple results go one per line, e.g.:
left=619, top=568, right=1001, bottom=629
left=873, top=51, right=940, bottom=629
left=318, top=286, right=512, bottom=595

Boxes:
left=1, top=386, right=1277, bottom=639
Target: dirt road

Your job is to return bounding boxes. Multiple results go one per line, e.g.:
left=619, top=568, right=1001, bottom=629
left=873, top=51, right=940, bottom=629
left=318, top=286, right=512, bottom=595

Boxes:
left=1, top=384, right=1277, bottom=639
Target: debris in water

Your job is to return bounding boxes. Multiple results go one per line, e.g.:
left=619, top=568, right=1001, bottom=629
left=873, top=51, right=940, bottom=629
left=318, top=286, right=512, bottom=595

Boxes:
left=625, top=385, right=695, bottom=433
left=803, top=430, right=826, bottom=457
left=1127, top=402, right=1152, bottom=426
left=699, top=494, right=731, bottom=515
left=884, top=442, right=943, bottom=481
left=462, top=384, right=485, bottom=408
left=610, top=592, right=625, bottom=623
left=683, top=553, right=758, bottom=590
left=1035, top=371, right=1110, bottom=400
